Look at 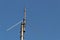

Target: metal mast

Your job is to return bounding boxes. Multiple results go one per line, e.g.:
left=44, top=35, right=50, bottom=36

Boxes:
left=20, top=7, right=26, bottom=40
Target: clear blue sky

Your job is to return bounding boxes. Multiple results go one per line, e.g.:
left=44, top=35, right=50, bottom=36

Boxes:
left=0, top=0, right=60, bottom=40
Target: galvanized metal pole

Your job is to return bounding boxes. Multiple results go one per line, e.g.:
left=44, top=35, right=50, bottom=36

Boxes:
left=20, top=7, right=26, bottom=40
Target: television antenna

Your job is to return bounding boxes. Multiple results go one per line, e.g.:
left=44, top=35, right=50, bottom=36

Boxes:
left=7, top=7, right=26, bottom=40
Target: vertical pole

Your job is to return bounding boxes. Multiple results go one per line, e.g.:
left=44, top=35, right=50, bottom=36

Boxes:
left=20, top=7, right=26, bottom=40
left=20, top=23, right=24, bottom=40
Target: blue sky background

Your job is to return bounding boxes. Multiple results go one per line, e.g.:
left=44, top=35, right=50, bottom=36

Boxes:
left=0, top=0, right=60, bottom=40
